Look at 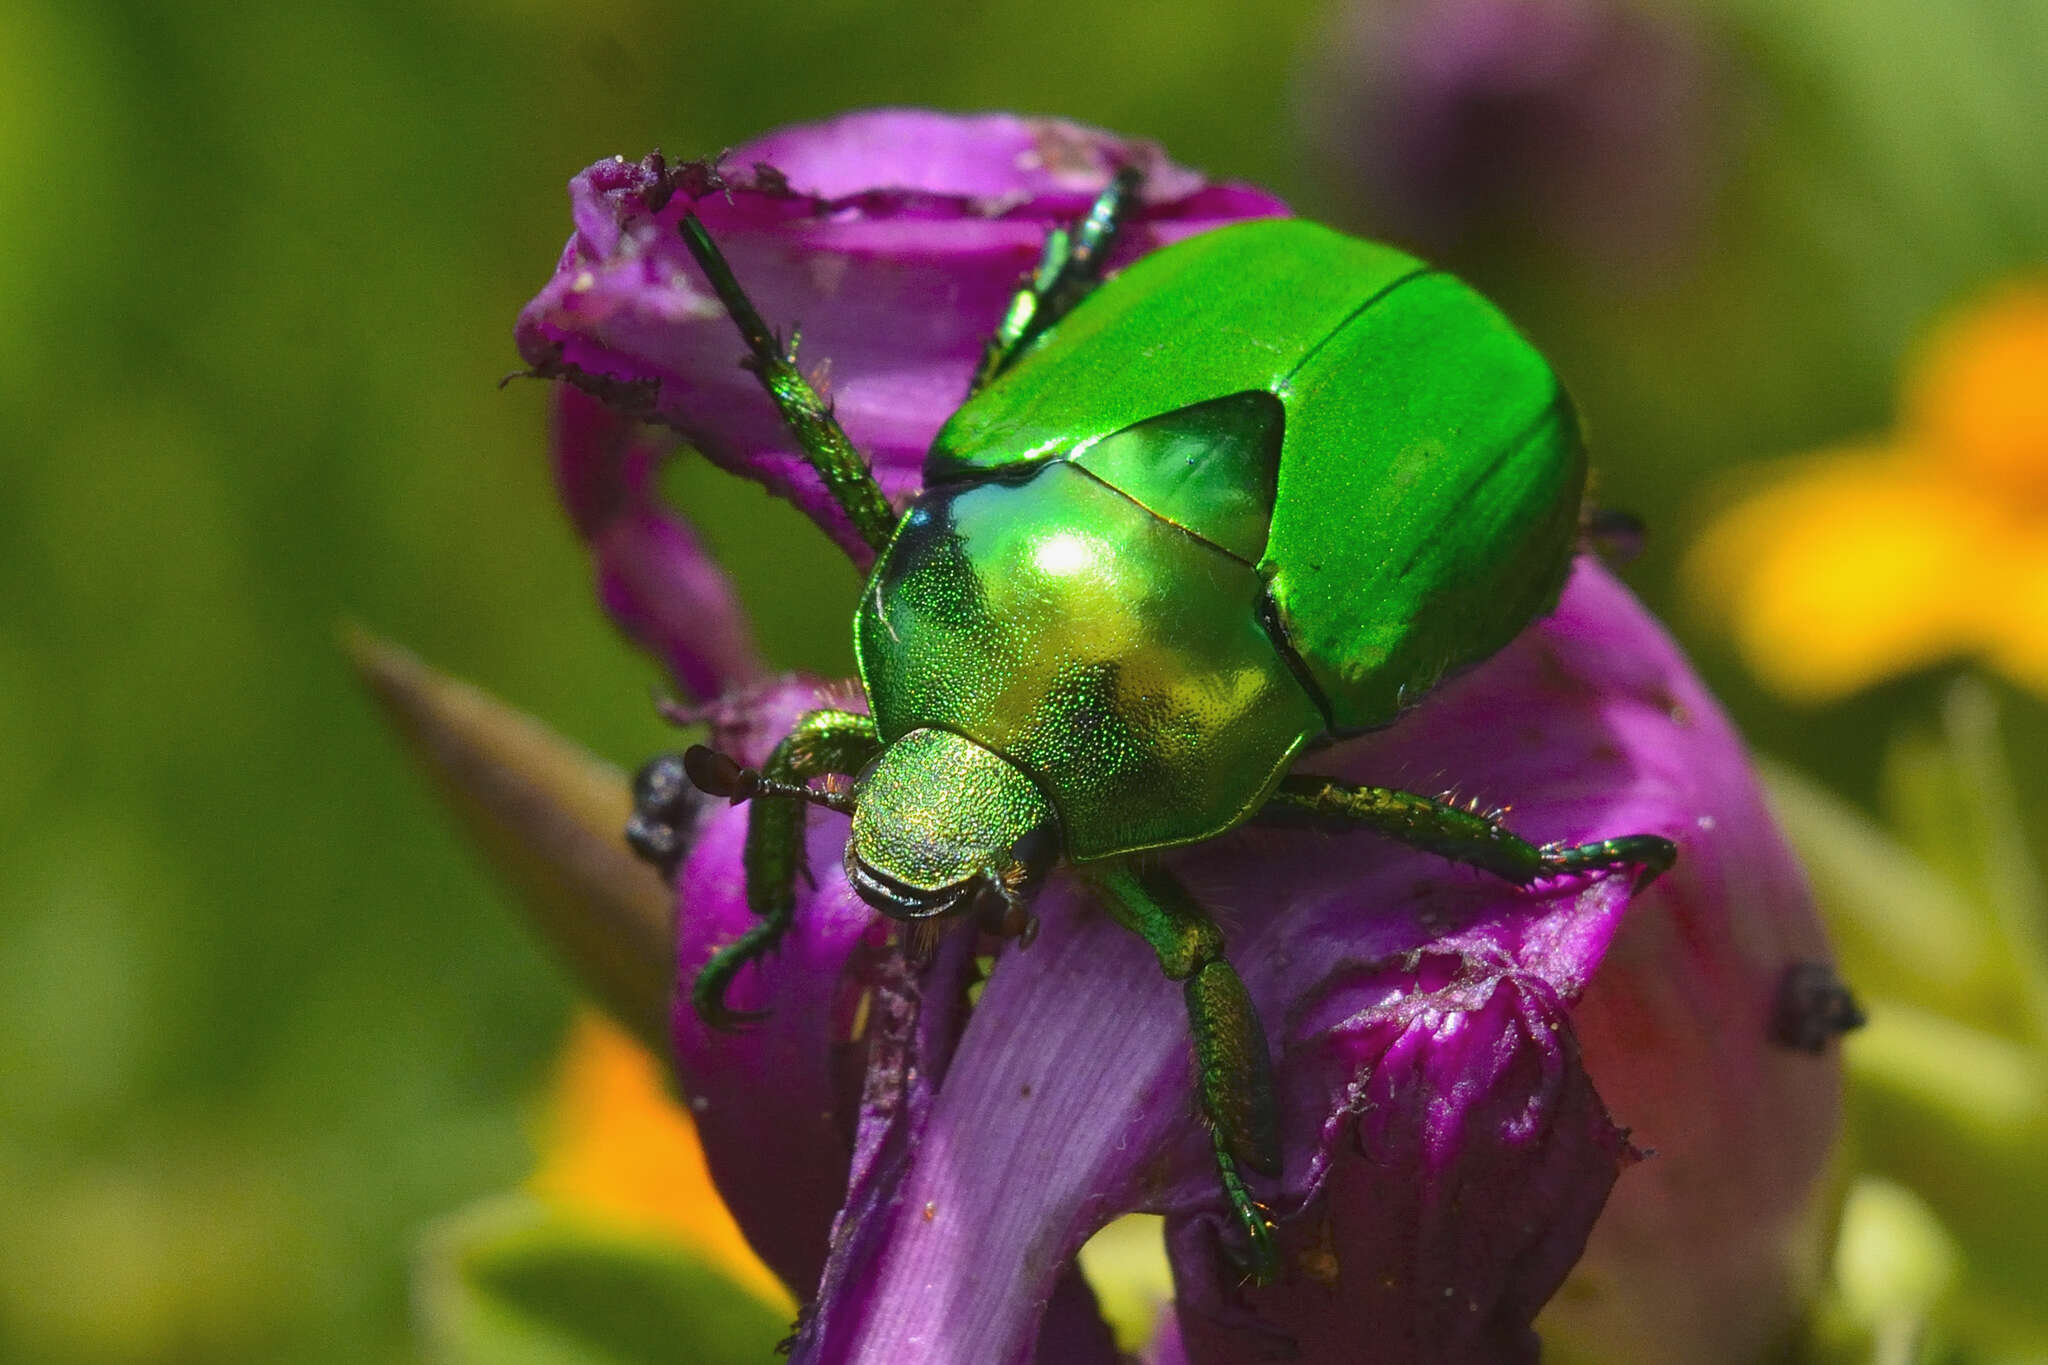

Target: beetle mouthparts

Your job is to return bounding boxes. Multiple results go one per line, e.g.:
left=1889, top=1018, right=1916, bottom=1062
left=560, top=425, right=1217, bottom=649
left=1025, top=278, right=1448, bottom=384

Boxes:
left=843, top=850, right=973, bottom=921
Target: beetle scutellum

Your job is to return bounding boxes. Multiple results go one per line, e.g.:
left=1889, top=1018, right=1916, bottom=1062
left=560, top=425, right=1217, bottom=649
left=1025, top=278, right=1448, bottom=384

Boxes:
left=635, top=169, right=1675, bottom=1282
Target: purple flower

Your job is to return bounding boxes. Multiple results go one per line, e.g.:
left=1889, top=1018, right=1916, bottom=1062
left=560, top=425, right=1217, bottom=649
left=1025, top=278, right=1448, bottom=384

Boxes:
left=1301, top=0, right=1726, bottom=273
left=520, top=111, right=1284, bottom=566
left=522, top=111, right=1843, bottom=1364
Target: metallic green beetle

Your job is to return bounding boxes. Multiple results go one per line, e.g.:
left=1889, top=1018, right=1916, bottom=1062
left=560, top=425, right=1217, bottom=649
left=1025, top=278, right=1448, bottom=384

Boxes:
left=653, top=172, right=1675, bottom=1283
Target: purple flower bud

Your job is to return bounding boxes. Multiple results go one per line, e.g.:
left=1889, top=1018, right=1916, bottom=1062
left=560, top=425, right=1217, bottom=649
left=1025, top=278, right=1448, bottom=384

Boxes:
left=1302, top=0, right=1725, bottom=271
left=521, top=111, right=1842, bottom=1364
left=518, top=111, right=1285, bottom=565
left=552, top=387, right=763, bottom=702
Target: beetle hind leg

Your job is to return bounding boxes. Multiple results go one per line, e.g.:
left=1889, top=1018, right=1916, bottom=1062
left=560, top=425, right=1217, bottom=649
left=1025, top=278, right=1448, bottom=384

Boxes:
left=685, top=708, right=882, bottom=1030
left=1087, top=861, right=1282, bottom=1284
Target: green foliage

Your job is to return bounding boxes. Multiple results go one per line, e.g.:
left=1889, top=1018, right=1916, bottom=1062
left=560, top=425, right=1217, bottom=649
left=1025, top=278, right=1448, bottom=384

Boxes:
left=417, top=1196, right=788, bottom=1365
left=0, top=2, right=1327, bottom=1358
left=1766, top=684, right=2048, bottom=1362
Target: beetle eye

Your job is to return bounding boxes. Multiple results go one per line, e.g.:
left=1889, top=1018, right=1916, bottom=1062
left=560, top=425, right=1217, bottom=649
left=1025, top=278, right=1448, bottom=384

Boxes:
left=1008, top=826, right=1058, bottom=881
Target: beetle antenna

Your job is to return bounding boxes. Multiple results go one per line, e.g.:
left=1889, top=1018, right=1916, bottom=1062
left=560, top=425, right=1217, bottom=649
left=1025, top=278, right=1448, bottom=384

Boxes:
left=682, top=745, right=855, bottom=815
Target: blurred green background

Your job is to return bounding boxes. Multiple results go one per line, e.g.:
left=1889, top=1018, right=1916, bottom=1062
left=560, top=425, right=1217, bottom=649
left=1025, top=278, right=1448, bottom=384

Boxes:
left=3, top=0, right=2044, bottom=1361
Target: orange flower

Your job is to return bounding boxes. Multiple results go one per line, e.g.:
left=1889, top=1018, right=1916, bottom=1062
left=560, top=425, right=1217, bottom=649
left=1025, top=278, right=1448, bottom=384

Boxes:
left=1687, top=279, right=2048, bottom=700
left=527, top=1012, right=793, bottom=1313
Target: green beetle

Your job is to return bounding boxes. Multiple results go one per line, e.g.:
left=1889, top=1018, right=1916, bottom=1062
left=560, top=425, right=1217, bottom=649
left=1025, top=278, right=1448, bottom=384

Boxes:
left=649, top=171, right=1674, bottom=1282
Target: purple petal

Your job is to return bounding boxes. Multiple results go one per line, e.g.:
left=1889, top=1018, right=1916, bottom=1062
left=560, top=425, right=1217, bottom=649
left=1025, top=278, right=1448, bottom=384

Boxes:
left=1169, top=962, right=1633, bottom=1364
left=1144, top=1317, right=1189, bottom=1365
left=720, top=559, right=1840, bottom=1364
left=667, top=678, right=873, bottom=1293
left=665, top=680, right=1123, bottom=1363
left=1548, top=673, right=1846, bottom=1352
left=738, top=109, right=1233, bottom=206
left=519, top=112, right=1286, bottom=563
left=551, top=386, right=762, bottom=701
left=586, top=113, right=1840, bottom=1365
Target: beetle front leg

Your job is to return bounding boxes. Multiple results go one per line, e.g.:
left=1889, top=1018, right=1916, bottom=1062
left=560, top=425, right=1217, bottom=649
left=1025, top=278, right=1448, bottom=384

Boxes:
left=1261, top=775, right=1676, bottom=889
left=689, top=708, right=881, bottom=1029
left=676, top=217, right=901, bottom=557
left=1086, top=860, right=1281, bottom=1284
left=970, top=166, right=1143, bottom=393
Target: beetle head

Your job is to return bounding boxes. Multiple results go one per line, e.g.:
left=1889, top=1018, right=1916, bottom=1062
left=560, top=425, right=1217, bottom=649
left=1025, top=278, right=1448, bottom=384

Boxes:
left=846, top=728, right=1059, bottom=934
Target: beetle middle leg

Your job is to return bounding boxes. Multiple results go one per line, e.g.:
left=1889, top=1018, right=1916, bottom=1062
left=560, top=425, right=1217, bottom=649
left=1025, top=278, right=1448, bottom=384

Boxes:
left=1086, top=860, right=1281, bottom=1284
left=1261, top=775, right=1677, bottom=889
left=688, top=708, right=882, bottom=1029
left=970, top=166, right=1144, bottom=394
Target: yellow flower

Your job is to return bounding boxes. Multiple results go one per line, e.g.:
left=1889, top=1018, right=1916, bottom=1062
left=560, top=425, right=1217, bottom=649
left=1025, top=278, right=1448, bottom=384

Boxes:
left=527, top=1011, right=794, bottom=1313
left=1687, top=279, right=2048, bottom=700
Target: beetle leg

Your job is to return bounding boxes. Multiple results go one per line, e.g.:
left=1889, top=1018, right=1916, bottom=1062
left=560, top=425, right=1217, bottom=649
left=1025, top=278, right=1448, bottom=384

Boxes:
left=1086, top=860, right=1281, bottom=1285
left=970, top=166, right=1144, bottom=394
left=1261, top=776, right=1677, bottom=890
left=675, top=216, right=901, bottom=557
left=690, top=708, right=882, bottom=1030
